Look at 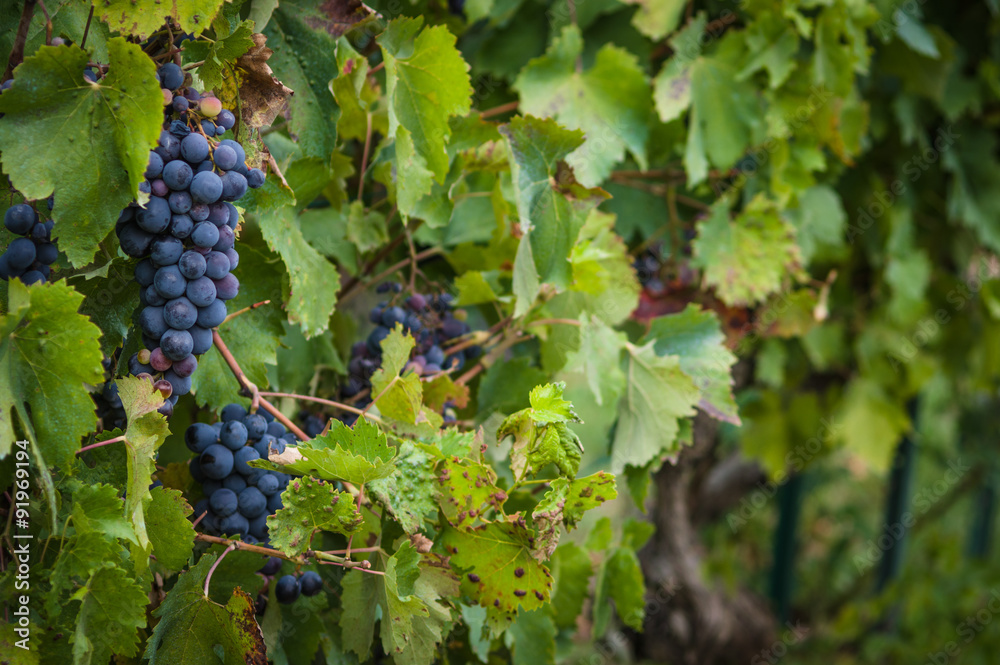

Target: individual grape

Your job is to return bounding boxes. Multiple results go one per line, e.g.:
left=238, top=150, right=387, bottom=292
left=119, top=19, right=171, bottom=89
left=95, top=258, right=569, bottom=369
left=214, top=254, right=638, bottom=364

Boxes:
left=190, top=202, right=210, bottom=222
left=219, top=420, right=248, bottom=449
left=204, top=251, right=230, bottom=279
left=300, top=571, right=323, bottom=597
left=267, top=492, right=283, bottom=513
left=217, top=512, right=249, bottom=537
left=224, top=248, right=240, bottom=270
left=145, top=151, right=164, bottom=179
left=221, top=403, right=248, bottom=422
left=197, top=299, right=227, bottom=328
left=381, top=306, right=407, bottom=328
left=5, top=204, right=36, bottom=234
left=168, top=190, right=192, bottom=214
left=178, top=250, right=207, bottom=279
left=172, top=353, right=198, bottom=378
left=256, top=473, right=279, bottom=496
left=217, top=109, right=236, bottom=130
left=150, top=346, right=172, bottom=372
left=153, top=379, right=174, bottom=399
left=200, top=444, right=235, bottom=479
left=199, top=96, right=222, bottom=117
left=164, top=296, right=198, bottom=329
left=185, top=276, right=217, bottom=307
left=6, top=238, right=36, bottom=270
left=238, top=487, right=267, bottom=519
left=190, top=325, right=214, bottom=354
left=151, top=235, right=184, bottom=265
left=223, top=474, right=248, bottom=493
left=425, top=345, right=445, bottom=367
left=162, top=159, right=194, bottom=190
left=212, top=224, right=235, bottom=253
left=267, top=421, right=286, bottom=438
left=259, top=556, right=282, bottom=577
left=169, top=213, right=193, bottom=239
left=220, top=171, right=247, bottom=201
left=34, top=242, right=58, bottom=266
left=161, top=328, right=194, bottom=360
left=144, top=284, right=167, bottom=307
left=20, top=270, right=44, bottom=285
left=181, top=133, right=210, bottom=164
left=191, top=221, right=220, bottom=248
left=246, top=168, right=266, bottom=188
left=185, top=422, right=217, bottom=453
left=163, top=369, right=192, bottom=396
left=172, top=96, right=189, bottom=113
left=367, top=326, right=391, bottom=354
left=157, top=130, right=181, bottom=161
left=224, top=203, right=240, bottom=229
left=214, top=273, right=239, bottom=300
left=158, top=63, right=184, bottom=90
left=213, top=144, right=237, bottom=170
left=233, top=446, right=260, bottom=475
left=137, top=196, right=171, bottom=233
left=135, top=258, right=156, bottom=286
left=243, top=414, right=267, bottom=440
left=118, top=224, right=155, bottom=257
left=190, top=171, right=223, bottom=204
left=209, top=488, right=239, bottom=517
left=139, top=306, right=168, bottom=339
left=129, top=353, right=154, bottom=376
left=275, top=575, right=301, bottom=604
left=201, top=119, right=217, bottom=135
left=150, top=179, right=170, bottom=198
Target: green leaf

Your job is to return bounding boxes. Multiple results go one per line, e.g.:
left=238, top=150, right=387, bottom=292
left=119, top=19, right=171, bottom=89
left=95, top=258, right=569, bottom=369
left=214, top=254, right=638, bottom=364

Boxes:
left=46, top=532, right=123, bottom=617
left=261, top=0, right=341, bottom=158
left=181, top=20, right=255, bottom=91
left=436, top=455, right=505, bottom=527
left=258, top=206, right=341, bottom=337
left=117, top=376, right=170, bottom=558
left=146, top=487, right=196, bottom=571
left=0, top=621, right=38, bottom=663
left=593, top=547, right=646, bottom=636
left=532, top=472, right=617, bottom=559
left=146, top=554, right=267, bottom=664
left=192, top=241, right=286, bottom=407
left=645, top=304, right=740, bottom=425
left=836, top=379, right=910, bottom=472
left=74, top=260, right=141, bottom=358
left=345, top=200, right=388, bottom=253
left=259, top=416, right=396, bottom=485
left=95, top=0, right=225, bottom=39
left=497, top=382, right=583, bottom=480
left=441, top=519, right=552, bottom=614
left=620, top=0, right=686, bottom=41
left=369, top=326, right=442, bottom=431
left=368, top=441, right=439, bottom=535
left=738, top=11, right=800, bottom=89
left=267, top=475, right=363, bottom=556
left=527, top=383, right=579, bottom=424
left=332, top=39, right=373, bottom=141
left=786, top=184, right=847, bottom=264
left=514, top=25, right=652, bottom=185
left=565, top=210, right=642, bottom=325
left=692, top=195, right=802, bottom=307
left=0, top=40, right=163, bottom=267
left=549, top=542, right=592, bottom=629
left=378, top=17, right=473, bottom=215
left=611, top=341, right=699, bottom=472
left=71, top=483, right=136, bottom=545
left=454, top=271, right=500, bottom=305
left=499, top=115, right=608, bottom=314
left=509, top=608, right=556, bottom=665
left=560, top=315, right=627, bottom=406
left=70, top=565, right=147, bottom=664
left=0, top=281, right=103, bottom=463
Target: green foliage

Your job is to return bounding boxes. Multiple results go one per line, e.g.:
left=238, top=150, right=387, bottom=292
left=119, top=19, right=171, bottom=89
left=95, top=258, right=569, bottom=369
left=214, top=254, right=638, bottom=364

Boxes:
left=267, top=475, right=363, bottom=556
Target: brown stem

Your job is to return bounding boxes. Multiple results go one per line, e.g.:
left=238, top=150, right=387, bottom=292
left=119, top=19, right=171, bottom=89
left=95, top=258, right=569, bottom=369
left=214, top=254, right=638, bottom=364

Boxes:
left=266, top=153, right=291, bottom=191
left=524, top=318, right=582, bottom=328
left=76, top=434, right=126, bottom=455
left=368, top=61, right=384, bottom=75
left=480, top=100, right=519, bottom=119
left=257, top=391, right=383, bottom=423
left=204, top=543, right=236, bottom=596
left=221, top=299, right=272, bottom=325
left=35, top=0, right=51, bottom=45
left=191, top=510, right=208, bottom=528
left=358, top=113, right=373, bottom=201
left=194, top=533, right=377, bottom=572
left=80, top=5, right=94, bottom=50
left=4, top=0, right=37, bottom=81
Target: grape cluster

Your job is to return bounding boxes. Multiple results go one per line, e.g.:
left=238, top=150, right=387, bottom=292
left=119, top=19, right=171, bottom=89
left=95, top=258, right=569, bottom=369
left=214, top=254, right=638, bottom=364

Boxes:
left=340, top=282, right=481, bottom=424
left=254, top=557, right=323, bottom=609
left=0, top=202, right=59, bottom=284
left=119, top=63, right=265, bottom=416
left=187, top=403, right=295, bottom=544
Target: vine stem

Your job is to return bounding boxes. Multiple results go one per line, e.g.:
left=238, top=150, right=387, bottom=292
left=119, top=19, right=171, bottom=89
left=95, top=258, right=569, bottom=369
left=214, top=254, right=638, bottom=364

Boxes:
left=35, top=0, right=51, bottom=45
left=194, top=533, right=380, bottom=573
left=4, top=0, right=38, bottom=80
left=257, top=391, right=383, bottom=423
left=524, top=318, right=582, bottom=328
left=479, top=100, right=519, bottom=119
left=80, top=5, right=94, bottom=50
left=357, top=113, right=373, bottom=201
left=204, top=543, right=236, bottom=597
left=212, top=330, right=310, bottom=441
left=75, top=434, right=126, bottom=455
left=221, top=299, right=271, bottom=325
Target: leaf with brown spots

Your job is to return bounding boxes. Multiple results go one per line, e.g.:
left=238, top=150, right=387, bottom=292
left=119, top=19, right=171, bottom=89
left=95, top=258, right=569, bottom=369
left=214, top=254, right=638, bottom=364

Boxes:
left=435, top=456, right=506, bottom=527
left=531, top=472, right=617, bottom=560
left=441, top=518, right=551, bottom=614
left=266, top=475, right=362, bottom=557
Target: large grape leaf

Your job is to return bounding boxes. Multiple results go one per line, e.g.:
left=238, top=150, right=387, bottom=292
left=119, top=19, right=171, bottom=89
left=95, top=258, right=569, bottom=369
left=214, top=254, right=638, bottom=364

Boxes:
left=368, top=441, right=439, bottom=534
left=0, top=39, right=162, bottom=267
left=497, top=382, right=583, bottom=480
left=263, top=0, right=340, bottom=158
left=96, top=0, right=225, bottom=39
left=0, top=280, right=102, bottom=462
left=69, top=565, right=148, bottom=664
left=258, top=416, right=396, bottom=485
left=692, top=195, right=802, bottom=307
left=441, top=519, right=552, bottom=614
left=509, top=608, right=556, bottom=665
left=257, top=206, right=340, bottom=337
left=46, top=532, right=123, bottom=617
left=146, top=487, right=196, bottom=571
left=500, top=115, right=607, bottom=314
left=370, top=326, right=442, bottom=432
left=514, top=25, right=652, bottom=186
left=267, top=475, right=362, bottom=556
left=611, top=342, right=699, bottom=472
left=549, top=542, right=592, bottom=629
left=192, top=239, right=285, bottom=408
left=70, top=482, right=136, bottom=545
left=620, top=0, right=686, bottom=41
left=117, top=376, right=170, bottom=562
left=378, top=16, right=472, bottom=215
left=74, top=259, right=141, bottom=358
left=593, top=546, right=646, bottom=636
left=645, top=304, right=740, bottom=425
left=436, top=456, right=505, bottom=527
left=836, top=379, right=910, bottom=472
left=145, top=554, right=267, bottom=664
left=560, top=315, right=628, bottom=406
left=182, top=20, right=256, bottom=92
